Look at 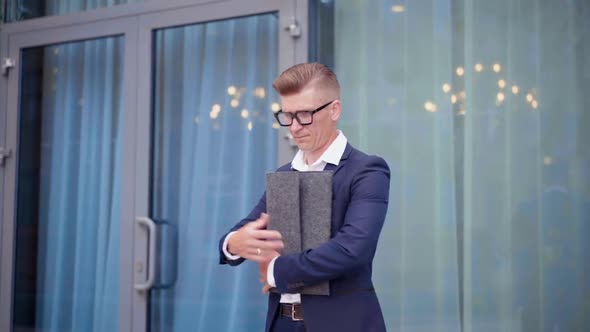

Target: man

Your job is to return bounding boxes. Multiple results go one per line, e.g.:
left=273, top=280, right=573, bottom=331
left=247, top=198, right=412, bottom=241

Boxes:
left=219, top=63, right=390, bottom=332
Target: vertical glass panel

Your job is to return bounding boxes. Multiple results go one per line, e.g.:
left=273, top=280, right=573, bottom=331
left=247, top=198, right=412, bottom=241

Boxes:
left=13, top=36, right=123, bottom=331
left=312, top=0, right=590, bottom=331
left=462, top=1, right=590, bottom=330
left=149, top=13, right=279, bottom=332
left=313, top=0, right=460, bottom=330
left=3, top=0, right=143, bottom=23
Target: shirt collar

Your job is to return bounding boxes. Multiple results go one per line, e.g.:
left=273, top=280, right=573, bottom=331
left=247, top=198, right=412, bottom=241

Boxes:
left=291, top=131, right=348, bottom=171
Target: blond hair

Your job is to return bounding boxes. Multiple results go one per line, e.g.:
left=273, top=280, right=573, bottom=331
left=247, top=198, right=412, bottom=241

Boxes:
left=272, top=63, right=340, bottom=97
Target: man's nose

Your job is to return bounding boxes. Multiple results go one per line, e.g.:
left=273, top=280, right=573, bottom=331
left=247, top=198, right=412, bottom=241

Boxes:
left=289, top=118, right=303, bottom=132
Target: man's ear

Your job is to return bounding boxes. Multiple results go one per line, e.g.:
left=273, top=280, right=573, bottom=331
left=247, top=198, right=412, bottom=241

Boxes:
left=330, top=100, right=341, bottom=121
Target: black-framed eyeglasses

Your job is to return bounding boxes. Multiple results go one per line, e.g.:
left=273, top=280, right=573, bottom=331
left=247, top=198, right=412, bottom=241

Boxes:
left=273, top=100, right=335, bottom=127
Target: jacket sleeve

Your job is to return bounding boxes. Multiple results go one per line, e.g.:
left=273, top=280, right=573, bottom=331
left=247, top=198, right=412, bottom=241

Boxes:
left=218, top=192, right=267, bottom=266
left=272, top=156, right=390, bottom=293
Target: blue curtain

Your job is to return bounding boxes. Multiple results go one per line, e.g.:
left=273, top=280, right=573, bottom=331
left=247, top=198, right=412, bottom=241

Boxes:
left=33, top=36, right=123, bottom=331
left=149, top=14, right=279, bottom=332
left=320, top=0, right=590, bottom=331
left=30, top=2, right=130, bottom=329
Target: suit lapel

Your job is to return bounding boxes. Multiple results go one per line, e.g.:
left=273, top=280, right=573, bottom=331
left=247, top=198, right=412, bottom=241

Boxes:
left=323, top=143, right=352, bottom=175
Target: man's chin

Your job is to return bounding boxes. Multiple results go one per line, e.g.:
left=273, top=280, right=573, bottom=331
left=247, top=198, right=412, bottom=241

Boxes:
left=293, top=139, right=306, bottom=149
left=295, top=143, right=310, bottom=151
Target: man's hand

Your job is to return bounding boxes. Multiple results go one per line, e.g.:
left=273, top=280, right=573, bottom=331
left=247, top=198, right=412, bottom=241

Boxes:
left=227, top=213, right=284, bottom=263
left=259, top=250, right=280, bottom=294
left=261, top=283, right=273, bottom=294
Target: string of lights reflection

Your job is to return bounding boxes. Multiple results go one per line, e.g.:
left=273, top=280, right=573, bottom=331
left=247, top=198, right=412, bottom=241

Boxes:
left=196, top=85, right=280, bottom=132
left=423, top=62, right=539, bottom=115
left=50, top=45, right=540, bottom=131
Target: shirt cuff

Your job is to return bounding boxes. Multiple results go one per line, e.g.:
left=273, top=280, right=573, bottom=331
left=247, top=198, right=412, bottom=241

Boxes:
left=222, top=231, right=241, bottom=260
left=267, top=256, right=279, bottom=287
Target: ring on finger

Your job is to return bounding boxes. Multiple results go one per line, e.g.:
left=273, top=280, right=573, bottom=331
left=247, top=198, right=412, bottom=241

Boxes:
left=257, top=248, right=262, bottom=256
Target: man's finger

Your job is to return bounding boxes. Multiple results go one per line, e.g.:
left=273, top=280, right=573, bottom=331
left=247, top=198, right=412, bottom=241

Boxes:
left=245, top=244, right=279, bottom=257
left=247, top=213, right=270, bottom=230
left=263, top=240, right=284, bottom=252
left=251, top=229, right=282, bottom=241
left=259, top=212, right=270, bottom=226
left=248, top=239, right=283, bottom=253
left=262, top=284, right=273, bottom=294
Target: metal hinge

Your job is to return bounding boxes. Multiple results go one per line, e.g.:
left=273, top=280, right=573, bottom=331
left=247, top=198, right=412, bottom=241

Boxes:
left=284, top=17, right=301, bottom=39
left=2, top=58, right=15, bottom=76
left=0, top=147, right=12, bottom=167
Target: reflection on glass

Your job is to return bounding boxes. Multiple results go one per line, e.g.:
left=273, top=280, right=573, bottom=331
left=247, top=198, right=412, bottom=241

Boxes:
left=313, top=0, right=590, bottom=330
left=442, top=83, right=451, bottom=93
left=241, top=109, right=249, bottom=119
left=512, top=85, right=520, bottom=94
left=424, top=101, right=437, bottom=112
left=526, top=93, right=534, bottom=103
left=456, top=66, right=465, bottom=76
left=544, top=156, right=553, bottom=165
left=14, top=36, right=123, bottom=332
left=391, top=5, right=405, bottom=13
left=271, top=102, right=280, bottom=112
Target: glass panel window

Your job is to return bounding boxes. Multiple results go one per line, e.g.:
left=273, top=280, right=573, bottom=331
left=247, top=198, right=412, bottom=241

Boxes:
left=312, top=0, right=590, bottom=330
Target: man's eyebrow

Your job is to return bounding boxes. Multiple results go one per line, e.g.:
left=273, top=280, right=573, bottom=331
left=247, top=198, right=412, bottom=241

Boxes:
left=283, top=107, right=314, bottom=113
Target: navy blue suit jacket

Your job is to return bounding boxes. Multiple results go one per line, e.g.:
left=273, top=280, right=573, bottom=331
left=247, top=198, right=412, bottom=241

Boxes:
left=219, top=143, right=390, bottom=332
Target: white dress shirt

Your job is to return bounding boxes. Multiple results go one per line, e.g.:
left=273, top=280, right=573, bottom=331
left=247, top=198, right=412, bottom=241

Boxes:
left=224, top=131, right=348, bottom=304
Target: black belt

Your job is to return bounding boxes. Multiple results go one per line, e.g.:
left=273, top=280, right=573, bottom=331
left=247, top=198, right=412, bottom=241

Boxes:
left=278, top=287, right=374, bottom=321
left=280, top=303, right=304, bottom=321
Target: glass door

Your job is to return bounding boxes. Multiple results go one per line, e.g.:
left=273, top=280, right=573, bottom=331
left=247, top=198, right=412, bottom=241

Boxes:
left=132, top=0, right=302, bottom=331
left=0, top=18, right=138, bottom=332
left=150, top=13, right=279, bottom=332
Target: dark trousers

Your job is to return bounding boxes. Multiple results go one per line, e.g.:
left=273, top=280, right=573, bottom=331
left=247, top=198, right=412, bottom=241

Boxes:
left=270, top=314, right=306, bottom=332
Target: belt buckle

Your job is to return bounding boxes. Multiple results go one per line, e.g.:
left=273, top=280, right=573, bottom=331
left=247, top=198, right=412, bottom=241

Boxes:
left=291, top=304, right=303, bottom=321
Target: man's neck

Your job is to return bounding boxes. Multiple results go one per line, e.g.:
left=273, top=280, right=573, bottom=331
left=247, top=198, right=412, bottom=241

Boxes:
left=303, top=131, right=339, bottom=165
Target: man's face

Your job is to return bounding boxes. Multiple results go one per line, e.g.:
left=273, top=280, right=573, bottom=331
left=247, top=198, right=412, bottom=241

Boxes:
left=279, top=84, right=340, bottom=154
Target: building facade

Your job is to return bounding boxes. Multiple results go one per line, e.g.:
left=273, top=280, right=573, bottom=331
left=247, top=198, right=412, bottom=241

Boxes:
left=0, top=0, right=589, bottom=331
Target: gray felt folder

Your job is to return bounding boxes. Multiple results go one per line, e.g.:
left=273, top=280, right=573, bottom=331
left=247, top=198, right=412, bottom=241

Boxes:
left=266, top=171, right=332, bottom=296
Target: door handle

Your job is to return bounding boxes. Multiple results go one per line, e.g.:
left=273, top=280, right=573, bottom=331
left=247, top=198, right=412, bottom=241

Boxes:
left=135, top=217, right=157, bottom=291
left=0, top=147, right=12, bottom=167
